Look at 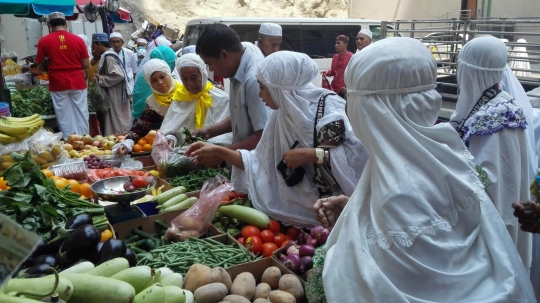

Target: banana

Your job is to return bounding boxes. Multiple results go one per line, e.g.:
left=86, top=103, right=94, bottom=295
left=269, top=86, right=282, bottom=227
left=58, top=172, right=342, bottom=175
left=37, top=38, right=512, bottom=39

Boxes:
left=1, top=162, right=14, bottom=169
left=15, top=133, right=32, bottom=139
left=2, top=114, right=40, bottom=123
left=39, top=151, right=55, bottom=162
left=0, top=118, right=45, bottom=128
left=0, top=124, right=34, bottom=135
left=0, top=133, right=17, bottom=143
left=0, top=155, right=13, bottom=162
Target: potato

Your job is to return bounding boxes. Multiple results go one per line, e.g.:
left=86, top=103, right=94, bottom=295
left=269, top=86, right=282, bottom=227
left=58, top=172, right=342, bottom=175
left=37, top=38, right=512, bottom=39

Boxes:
left=268, top=290, right=296, bottom=303
left=223, top=294, right=251, bottom=303
left=230, top=272, right=256, bottom=300
left=213, top=267, right=232, bottom=291
left=193, top=282, right=228, bottom=303
left=183, top=264, right=222, bottom=292
left=253, top=299, right=272, bottom=303
left=278, top=274, right=304, bottom=301
left=261, top=266, right=281, bottom=289
left=255, top=282, right=272, bottom=299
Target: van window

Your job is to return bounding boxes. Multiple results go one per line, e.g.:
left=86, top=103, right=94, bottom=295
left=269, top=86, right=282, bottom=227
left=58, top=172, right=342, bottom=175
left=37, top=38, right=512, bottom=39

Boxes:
left=184, top=24, right=207, bottom=47
left=370, top=25, right=396, bottom=42
left=300, top=25, right=360, bottom=58
left=230, top=24, right=303, bottom=52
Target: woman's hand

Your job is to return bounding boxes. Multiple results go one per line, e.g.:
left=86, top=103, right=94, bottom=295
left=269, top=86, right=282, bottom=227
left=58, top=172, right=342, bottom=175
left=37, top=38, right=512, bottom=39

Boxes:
left=283, top=148, right=317, bottom=169
left=190, top=128, right=210, bottom=141
left=313, top=195, right=349, bottom=228
left=167, top=139, right=175, bottom=147
left=93, top=74, right=100, bottom=82
left=512, top=201, right=540, bottom=233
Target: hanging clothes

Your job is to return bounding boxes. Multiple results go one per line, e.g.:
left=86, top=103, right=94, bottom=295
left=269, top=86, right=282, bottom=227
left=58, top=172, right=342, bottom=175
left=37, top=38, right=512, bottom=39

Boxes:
left=321, top=37, right=535, bottom=303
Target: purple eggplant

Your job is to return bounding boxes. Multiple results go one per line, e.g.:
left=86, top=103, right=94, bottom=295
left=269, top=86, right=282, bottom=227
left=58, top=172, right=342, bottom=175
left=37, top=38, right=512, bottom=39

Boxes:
left=59, top=224, right=100, bottom=261
left=97, top=239, right=127, bottom=265
left=65, top=214, right=93, bottom=230
left=31, top=239, right=51, bottom=258
left=87, top=242, right=104, bottom=264
left=124, top=248, right=138, bottom=267
left=28, top=255, right=59, bottom=268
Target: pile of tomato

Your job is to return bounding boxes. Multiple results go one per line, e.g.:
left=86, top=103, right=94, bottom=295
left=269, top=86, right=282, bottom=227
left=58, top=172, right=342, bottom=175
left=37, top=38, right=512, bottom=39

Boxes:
left=237, top=220, right=301, bottom=258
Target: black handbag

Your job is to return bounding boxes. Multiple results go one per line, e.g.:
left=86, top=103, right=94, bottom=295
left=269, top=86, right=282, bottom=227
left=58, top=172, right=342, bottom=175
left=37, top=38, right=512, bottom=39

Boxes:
left=276, top=140, right=306, bottom=187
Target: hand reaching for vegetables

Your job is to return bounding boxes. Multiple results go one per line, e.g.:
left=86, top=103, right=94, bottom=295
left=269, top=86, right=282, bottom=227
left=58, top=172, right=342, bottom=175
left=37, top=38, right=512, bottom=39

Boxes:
left=512, top=201, right=540, bottom=233
left=313, top=195, right=349, bottom=228
left=190, top=128, right=210, bottom=141
left=186, top=142, right=223, bottom=168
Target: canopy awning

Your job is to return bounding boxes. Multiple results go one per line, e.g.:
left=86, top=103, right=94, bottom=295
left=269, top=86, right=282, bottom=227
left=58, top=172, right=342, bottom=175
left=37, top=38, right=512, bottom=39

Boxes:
left=0, top=0, right=77, bottom=16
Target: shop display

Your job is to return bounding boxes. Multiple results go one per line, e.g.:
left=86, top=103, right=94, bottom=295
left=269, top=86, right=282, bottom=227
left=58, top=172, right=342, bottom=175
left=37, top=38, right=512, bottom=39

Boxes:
left=10, top=86, right=55, bottom=118
left=0, top=114, right=45, bottom=143
left=64, top=134, right=118, bottom=158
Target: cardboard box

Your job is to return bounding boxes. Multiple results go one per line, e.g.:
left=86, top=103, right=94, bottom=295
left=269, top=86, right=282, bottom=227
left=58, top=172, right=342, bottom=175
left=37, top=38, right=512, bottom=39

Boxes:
left=272, top=246, right=306, bottom=283
left=163, top=27, right=180, bottom=40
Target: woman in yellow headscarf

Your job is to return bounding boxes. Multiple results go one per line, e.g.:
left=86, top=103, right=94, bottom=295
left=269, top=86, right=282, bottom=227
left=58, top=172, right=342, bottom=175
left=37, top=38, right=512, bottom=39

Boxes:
left=114, top=56, right=231, bottom=155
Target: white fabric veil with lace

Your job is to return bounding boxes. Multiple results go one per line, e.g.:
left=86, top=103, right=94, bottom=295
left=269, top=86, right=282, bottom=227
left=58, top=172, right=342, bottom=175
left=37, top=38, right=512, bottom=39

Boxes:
left=322, top=37, right=535, bottom=303
left=234, top=51, right=369, bottom=227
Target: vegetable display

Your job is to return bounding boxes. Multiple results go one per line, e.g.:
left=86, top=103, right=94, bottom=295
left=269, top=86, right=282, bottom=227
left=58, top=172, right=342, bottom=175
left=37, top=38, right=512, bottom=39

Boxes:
left=87, top=168, right=151, bottom=183
left=169, top=168, right=230, bottom=192
left=136, top=237, right=259, bottom=275
left=10, top=86, right=55, bottom=117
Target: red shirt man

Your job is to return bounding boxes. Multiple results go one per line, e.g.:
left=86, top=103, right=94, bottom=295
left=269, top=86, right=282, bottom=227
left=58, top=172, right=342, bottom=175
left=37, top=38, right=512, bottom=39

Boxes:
left=35, top=12, right=90, bottom=139
left=325, top=35, right=353, bottom=98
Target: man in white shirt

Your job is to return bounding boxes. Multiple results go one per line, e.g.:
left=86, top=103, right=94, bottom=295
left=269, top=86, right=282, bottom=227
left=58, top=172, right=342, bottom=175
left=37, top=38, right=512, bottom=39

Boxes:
left=356, top=29, right=373, bottom=53
left=109, top=32, right=137, bottom=93
left=254, top=23, right=282, bottom=57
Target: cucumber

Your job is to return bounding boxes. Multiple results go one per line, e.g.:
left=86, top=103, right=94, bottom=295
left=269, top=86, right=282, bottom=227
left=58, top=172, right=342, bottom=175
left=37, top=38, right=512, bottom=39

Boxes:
left=60, top=261, right=95, bottom=275
left=3, top=275, right=74, bottom=301
left=85, top=257, right=129, bottom=277
left=61, top=273, right=135, bottom=303
left=163, top=286, right=186, bottom=303
left=157, top=194, right=188, bottom=209
left=111, top=266, right=155, bottom=294
left=0, top=294, right=44, bottom=303
left=217, top=205, right=271, bottom=229
left=159, top=273, right=183, bottom=288
left=153, top=186, right=187, bottom=204
left=133, top=283, right=165, bottom=303
left=161, top=197, right=198, bottom=213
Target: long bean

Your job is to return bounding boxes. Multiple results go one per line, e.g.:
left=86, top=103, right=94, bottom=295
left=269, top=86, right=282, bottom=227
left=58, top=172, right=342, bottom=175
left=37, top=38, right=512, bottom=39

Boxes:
left=135, top=237, right=256, bottom=275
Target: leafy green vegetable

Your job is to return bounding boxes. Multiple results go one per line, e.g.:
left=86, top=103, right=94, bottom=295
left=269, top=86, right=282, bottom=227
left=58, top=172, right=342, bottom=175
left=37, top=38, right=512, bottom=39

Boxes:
left=11, top=86, right=55, bottom=117
left=169, top=168, right=230, bottom=192
left=0, top=152, right=104, bottom=238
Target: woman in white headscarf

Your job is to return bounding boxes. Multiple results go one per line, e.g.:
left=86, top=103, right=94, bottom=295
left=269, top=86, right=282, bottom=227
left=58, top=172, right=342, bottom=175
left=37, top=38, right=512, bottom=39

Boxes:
left=114, top=55, right=230, bottom=154
left=186, top=51, right=369, bottom=227
left=316, top=37, right=535, bottom=303
left=510, top=39, right=531, bottom=77
left=449, top=36, right=532, bottom=272
left=136, top=37, right=173, bottom=76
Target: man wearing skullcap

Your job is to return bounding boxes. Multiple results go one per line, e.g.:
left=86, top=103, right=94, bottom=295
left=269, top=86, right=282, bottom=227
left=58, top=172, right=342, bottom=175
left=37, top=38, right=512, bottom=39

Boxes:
left=136, top=38, right=148, bottom=48
left=324, top=35, right=353, bottom=98
left=255, top=23, right=282, bottom=57
left=109, top=32, right=138, bottom=92
left=356, top=29, right=373, bottom=53
left=35, top=12, right=90, bottom=139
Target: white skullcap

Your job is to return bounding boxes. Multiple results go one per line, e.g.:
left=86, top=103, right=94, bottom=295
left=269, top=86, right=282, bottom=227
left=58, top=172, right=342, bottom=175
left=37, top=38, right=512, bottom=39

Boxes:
left=358, top=29, right=373, bottom=39
left=137, top=38, right=148, bottom=44
left=518, top=38, right=527, bottom=43
left=181, top=45, right=196, bottom=55
left=109, top=32, right=123, bottom=41
left=259, top=23, right=282, bottom=37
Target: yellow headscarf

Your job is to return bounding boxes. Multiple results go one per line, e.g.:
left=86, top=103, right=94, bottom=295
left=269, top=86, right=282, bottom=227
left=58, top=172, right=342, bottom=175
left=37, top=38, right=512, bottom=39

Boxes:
left=152, top=81, right=182, bottom=107
left=172, top=81, right=213, bottom=129
left=142, top=59, right=181, bottom=107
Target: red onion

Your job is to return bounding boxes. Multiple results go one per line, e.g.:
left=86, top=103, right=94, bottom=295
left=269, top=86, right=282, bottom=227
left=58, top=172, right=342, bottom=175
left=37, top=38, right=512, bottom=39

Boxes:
left=310, top=225, right=324, bottom=239
left=282, top=241, right=297, bottom=252
left=287, top=245, right=300, bottom=256
left=306, top=236, right=318, bottom=247
left=299, top=245, right=315, bottom=257
left=279, top=254, right=287, bottom=263
left=283, top=253, right=301, bottom=272
left=297, top=231, right=308, bottom=245
left=318, top=227, right=332, bottom=245
left=299, top=256, right=313, bottom=273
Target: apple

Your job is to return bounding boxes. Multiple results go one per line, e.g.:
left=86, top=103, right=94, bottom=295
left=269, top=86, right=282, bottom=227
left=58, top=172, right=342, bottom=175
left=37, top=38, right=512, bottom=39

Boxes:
left=91, top=141, right=101, bottom=147
left=67, top=133, right=81, bottom=144
left=93, top=135, right=104, bottom=141
left=71, top=141, right=85, bottom=151
left=63, top=143, right=73, bottom=152
left=81, top=134, right=93, bottom=145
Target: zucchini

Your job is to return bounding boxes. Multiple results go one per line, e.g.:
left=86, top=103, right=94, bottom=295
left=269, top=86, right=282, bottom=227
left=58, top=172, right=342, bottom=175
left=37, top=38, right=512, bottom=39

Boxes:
left=217, top=205, right=271, bottom=229
left=153, top=186, right=187, bottom=204
left=163, top=285, right=186, bottom=303
left=160, top=197, right=198, bottom=213
left=134, top=283, right=165, bottom=303
left=0, top=294, right=43, bottom=303
left=157, top=194, right=188, bottom=209
left=59, top=261, right=94, bottom=275
left=61, top=273, right=135, bottom=303
left=85, top=257, right=129, bottom=277
left=159, top=273, right=183, bottom=288
left=156, top=267, right=173, bottom=282
left=3, top=275, right=73, bottom=301
left=110, top=266, right=155, bottom=294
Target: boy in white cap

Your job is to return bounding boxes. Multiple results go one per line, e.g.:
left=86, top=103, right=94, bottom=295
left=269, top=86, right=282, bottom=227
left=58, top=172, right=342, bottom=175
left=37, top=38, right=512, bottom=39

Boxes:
left=255, top=23, right=282, bottom=57
left=35, top=12, right=90, bottom=139
left=109, top=32, right=138, bottom=92
left=356, top=29, right=373, bottom=53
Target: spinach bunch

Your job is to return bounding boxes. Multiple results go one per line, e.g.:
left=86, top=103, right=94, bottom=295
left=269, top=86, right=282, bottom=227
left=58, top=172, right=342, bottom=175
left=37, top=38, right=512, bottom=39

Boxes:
left=11, top=86, right=55, bottom=117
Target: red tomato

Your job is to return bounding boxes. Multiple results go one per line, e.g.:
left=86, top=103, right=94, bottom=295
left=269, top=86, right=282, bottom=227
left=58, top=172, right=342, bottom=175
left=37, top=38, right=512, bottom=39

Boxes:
left=269, top=220, right=281, bottom=234
left=241, top=226, right=261, bottom=239
left=274, top=233, right=287, bottom=247
left=285, top=227, right=300, bottom=240
left=246, top=236, right=263, bottom=255
left=262, top=243, right=279, bottom=258
left=237, top=237, right=245, bottom=246
left=132, top=176, right=148, bottom=188
left=280, top=240, right=290, bottom=248
left=260, top=230, right=275, bottom=244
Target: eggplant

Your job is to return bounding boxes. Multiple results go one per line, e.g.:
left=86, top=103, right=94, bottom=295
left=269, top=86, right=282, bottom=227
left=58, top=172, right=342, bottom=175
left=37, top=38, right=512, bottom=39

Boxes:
left=124, top=248, right=138, bottom=267
left=87, top=242, right=104, bottom=264
left=28, top=255, right=59, bottom=268
left=19, top=263, right=53, bottom=278
left=31, top=238, right=51, bottom=258
left=97, top=239, right=127, bottom=265
left=65, top=214, right=93, bottom=230
left=60, top=224, right=101, bottom=261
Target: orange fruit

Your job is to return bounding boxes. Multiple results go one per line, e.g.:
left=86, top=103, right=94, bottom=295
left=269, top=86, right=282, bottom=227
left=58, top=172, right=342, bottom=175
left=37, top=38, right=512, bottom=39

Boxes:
left=137, top=138, right=147, bottom=146
left=41, top=169, right=54, bottom=178
left=54, top=178, right=68, bottom=189
left=142, top=144, right=152, bottom=151
left=67, top=179, right=80, bottom=194
left=146, top=137, right=154, bottom=145
left=133, top=144, right=143, bottom=153
left=80, top=183, right=92, bottom=197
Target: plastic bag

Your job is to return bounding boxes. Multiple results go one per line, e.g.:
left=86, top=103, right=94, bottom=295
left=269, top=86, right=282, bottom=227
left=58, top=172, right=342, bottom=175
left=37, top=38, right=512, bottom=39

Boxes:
left=166, top=175, right=233, bottom=241
left=88, top=82, right=110, bottom=111
left=160, top=150, right=201, bottom=178
left=151, top=131, right=172, bottom=167
left=87, top=167, right=151, bottom=183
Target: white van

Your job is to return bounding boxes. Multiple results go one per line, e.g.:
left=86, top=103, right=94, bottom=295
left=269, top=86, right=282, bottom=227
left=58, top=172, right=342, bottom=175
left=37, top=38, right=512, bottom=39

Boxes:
left=182, top=17, right=398, bottom=89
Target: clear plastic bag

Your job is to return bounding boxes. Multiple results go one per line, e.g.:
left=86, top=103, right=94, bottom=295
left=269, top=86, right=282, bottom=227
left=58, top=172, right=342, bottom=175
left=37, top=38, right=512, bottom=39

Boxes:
left=151, top=131, right=200, bottom=178
left=151, top=131, right=172, bottom=168
left=165, top=175, right=233, bottom=241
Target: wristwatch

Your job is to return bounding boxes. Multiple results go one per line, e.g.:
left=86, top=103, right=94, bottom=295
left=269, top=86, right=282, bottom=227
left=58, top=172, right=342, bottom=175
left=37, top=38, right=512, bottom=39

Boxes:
left=315, top=148, right=325, bottom=164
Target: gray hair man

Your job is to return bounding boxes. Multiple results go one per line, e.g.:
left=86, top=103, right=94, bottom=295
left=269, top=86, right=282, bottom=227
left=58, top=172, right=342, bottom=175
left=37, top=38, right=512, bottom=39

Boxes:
left=255, top=23, right=282, bottom=57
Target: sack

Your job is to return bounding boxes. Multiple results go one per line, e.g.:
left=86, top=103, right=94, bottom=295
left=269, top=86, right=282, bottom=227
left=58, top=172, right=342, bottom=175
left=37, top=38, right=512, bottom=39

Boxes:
left=88, top=82, right=110, bottom=111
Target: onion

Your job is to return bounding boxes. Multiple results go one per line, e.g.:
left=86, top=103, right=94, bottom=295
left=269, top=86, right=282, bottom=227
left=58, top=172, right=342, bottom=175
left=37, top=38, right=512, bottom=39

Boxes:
left=306, top=236, right=318, bottom=247
left=299, top=256, right=313, bottom=273
left=282, top=241, right=297, bottom=252
left=287, top=245, right=300, bottom=256
left=297, top=231, right=307, bottom=245
left=318, top=227, right=332, bottom=245
left=310, top=225, right=324, bottom=239
left=279, top=254, right=288, bottom=263
left=299, top=245, right=315, bottom=257
left=283, top=253, right=301, bottom=272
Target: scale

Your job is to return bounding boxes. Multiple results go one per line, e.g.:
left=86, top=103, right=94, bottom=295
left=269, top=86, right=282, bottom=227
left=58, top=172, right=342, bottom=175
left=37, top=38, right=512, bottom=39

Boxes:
left=104, top=203, right=144, bottom=225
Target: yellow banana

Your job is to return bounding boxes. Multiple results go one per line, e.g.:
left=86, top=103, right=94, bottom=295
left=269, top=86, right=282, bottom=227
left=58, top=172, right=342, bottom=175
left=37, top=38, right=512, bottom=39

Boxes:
left=0, top=125, right=33, bottom=135
left=0, top=118, right=44, bottom=128
left=15, top=133, right=32, bottom=139
left=0, top=155, right=13, bottom=162
left=2, top=114, right=40, bottom=122
left=0, top=133, right=17, bottom=143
